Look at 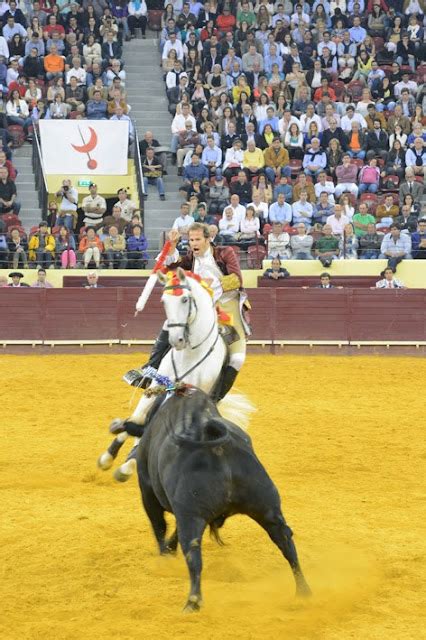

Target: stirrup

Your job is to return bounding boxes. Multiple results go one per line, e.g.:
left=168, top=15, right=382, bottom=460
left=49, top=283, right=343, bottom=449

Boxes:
left=122, top=367, right=154, bottom=388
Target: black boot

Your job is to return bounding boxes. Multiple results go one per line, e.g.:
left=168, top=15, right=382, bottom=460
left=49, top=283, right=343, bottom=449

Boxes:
left=211, top=366, right=239, bottom=403
left=123, top=329, right=170, bottom=388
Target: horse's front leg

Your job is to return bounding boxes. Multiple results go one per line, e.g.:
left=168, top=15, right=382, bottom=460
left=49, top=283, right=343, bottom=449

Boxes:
left=97, top=391, right=157, bottom=473
left=112, top=392, right=157, bottom=483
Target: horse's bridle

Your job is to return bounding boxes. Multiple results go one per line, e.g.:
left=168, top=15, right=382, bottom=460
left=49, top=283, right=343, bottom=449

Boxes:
left=162, top=281, right=220, bottom=382
left=162, top=283, right=196, bottom=347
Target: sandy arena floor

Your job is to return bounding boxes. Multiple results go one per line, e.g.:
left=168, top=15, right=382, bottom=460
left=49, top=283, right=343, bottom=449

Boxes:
left=1, top=354, right=424, bottom=640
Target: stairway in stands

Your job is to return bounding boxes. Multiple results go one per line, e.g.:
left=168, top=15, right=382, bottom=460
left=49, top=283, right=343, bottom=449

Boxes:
left=14, top=144, right=42, bottom=230
left=122, top=35, right=180, bottom=253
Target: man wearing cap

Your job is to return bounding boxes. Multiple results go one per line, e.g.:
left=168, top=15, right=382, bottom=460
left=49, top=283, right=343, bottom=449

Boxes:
left=82, top=183, right=107, bottom=227
left=8, top=271, right=29, bottom=287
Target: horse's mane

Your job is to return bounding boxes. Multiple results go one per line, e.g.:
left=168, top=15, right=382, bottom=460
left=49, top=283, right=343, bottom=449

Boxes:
left=163, top=270, right=214, bottom=298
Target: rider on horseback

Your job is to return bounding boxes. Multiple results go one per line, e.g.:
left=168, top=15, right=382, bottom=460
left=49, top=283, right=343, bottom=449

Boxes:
left=124, top=222, right=250, bottom=402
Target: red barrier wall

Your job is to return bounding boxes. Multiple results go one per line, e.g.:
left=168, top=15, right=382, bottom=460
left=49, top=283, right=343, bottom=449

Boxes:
left=1, top=288, right=425, bottom=342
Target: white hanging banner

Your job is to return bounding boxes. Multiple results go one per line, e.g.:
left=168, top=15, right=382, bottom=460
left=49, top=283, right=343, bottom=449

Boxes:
left=39, top=120, right=129, bottom=175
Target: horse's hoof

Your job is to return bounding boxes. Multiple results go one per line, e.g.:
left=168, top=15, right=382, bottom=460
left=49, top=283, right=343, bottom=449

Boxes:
left=109, top=418, right=125, bottom=434
left=113, top=458, right=136, bottom=483
left=183, top=596, right=202, bottom=613
left=97, top=452, right=113, bottom=470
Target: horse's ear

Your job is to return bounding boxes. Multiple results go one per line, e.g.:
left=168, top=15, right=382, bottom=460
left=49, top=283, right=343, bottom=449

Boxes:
left=176, top=267, right=187, bottom=283
left=157, top=271, right=167, bottom=285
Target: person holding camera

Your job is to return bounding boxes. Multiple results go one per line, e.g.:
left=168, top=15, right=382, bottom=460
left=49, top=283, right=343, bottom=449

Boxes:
left=55, top=179, right=78, bottom=231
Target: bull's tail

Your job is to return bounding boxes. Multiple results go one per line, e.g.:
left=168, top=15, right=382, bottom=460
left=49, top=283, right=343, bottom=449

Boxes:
left=171, top=417, right=230, bottom=447
left=209, top=515, right=226, bottom=546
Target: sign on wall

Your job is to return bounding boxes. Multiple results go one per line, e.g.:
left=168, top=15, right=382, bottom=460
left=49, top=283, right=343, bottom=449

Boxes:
left=39, top=120, right=129, bottom=175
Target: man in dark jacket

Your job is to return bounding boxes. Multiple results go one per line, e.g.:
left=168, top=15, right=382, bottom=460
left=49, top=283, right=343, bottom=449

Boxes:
left=230, top=170, right=252, bottom=205
left=366, top=119, right=389, bottom=161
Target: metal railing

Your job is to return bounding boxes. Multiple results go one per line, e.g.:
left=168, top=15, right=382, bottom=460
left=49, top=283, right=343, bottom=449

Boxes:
left=132, top=119, right=145, bottom=225
left=32, top=126, right=48, bottom=216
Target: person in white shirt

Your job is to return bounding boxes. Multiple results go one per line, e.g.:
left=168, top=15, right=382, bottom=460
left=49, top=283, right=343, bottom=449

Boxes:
left=341, top=106, right=367, bottom=132
left=55, top=179, right=78, bottom=230
left=278, top=109, right=301, bottom=137
left=162, top=32, right=184, bottom=62
left=326, top=204, right=350, bottom=236
left=299, top=103, right=323, bottom=133
left=317, top=32, right=337, bottom=57
left=66, top=58, right=87, bottom=86
left=223, top=193, right=246, bottom=226
left=172, top=203, right=195, bottom=235
left=114, top=188, right=137, bottom=222
left=127, top=0, right=148, bottom=38
left=171, top=103, right=196, bottom=154
left=218, top=206, right=240, bottom=242
left=247, top=193, right=269, bottom=220
left=314, top=171, right=335, bottom=204
left=222, top=138, right=244, bottom=180
left=375, top=267, right=405, bottom=289
left=0, top=34, right=9, bottom=58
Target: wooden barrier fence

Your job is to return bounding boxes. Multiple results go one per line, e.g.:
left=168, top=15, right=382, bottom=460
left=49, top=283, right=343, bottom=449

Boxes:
left=1, top=288, right=426, bottom=344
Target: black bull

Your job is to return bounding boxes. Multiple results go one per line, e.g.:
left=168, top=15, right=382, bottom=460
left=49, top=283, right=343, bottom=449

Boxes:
left=136, top=388, right=311, bottom=611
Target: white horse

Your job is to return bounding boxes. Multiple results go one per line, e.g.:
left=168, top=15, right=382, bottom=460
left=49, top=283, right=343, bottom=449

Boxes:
left=98, top=268, right=240, bottom=481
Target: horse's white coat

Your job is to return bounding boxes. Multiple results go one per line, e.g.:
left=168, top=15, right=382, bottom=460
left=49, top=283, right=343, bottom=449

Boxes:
left=131, top=271, right=227, bottom=426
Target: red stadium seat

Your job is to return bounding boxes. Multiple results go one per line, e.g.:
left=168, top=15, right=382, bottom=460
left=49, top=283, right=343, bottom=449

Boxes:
left=373, top=37, right=385, bottom=52
left=7, top=225, right=26, bottom=238
left=263, top=223, right=272, bottom=239
left=350, top=158, right=364, bottom=170
left=289, top=159, right=302, bottom=176
left=347, top=81, right=364, bottom=101
left=1, top=213, right=21, bottom=231
left=381, top=175, right=399, bottom=192
left=247, top=244, right=266, bottom=268
left=330, top=81, right=346, bottom=100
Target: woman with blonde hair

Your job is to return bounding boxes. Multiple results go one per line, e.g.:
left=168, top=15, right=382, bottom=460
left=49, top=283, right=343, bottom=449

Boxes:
left=326, top=138, right=343, bottom=177
left=232, top=75, right=251, bottom=104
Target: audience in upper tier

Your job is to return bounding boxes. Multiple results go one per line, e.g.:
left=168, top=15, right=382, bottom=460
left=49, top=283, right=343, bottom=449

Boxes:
left=0, top=1, right=425, bottom=272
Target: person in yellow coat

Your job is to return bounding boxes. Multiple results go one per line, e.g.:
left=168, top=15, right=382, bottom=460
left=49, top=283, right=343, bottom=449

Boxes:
left=242, top=139, right=265, bottom=179
left=28, top=222, right=55, bottom=268
left=232, top=75, right=251, bottom=104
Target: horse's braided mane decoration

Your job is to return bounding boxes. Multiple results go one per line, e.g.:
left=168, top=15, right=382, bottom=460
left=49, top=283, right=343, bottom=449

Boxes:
left=163, top=270, right=214, bottom=298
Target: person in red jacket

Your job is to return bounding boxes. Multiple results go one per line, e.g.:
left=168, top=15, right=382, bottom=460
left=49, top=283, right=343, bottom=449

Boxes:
left=216, top=7, right=236, bottom=34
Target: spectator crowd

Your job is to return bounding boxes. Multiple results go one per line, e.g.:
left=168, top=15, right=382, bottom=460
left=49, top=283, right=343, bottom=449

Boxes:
left=0, top=0, right=425, bottom=274
left=0, top=0, right=155, bottom=270
left=157, top=0, right=425, bottom=268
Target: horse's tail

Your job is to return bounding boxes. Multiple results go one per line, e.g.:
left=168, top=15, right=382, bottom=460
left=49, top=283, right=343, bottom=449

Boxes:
left=218, top=391, right=257, bottom=432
